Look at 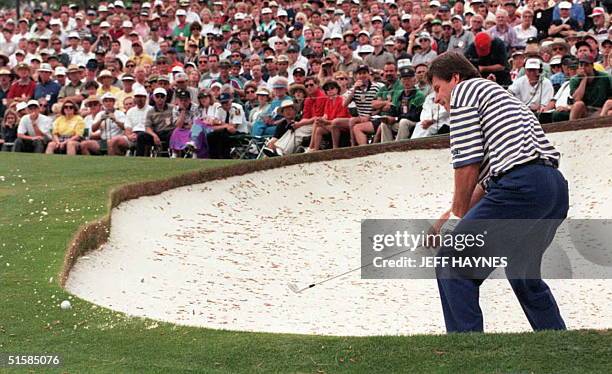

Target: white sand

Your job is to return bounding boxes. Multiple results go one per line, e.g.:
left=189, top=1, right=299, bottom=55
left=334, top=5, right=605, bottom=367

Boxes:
left=66, top=127, right=612, bottom=336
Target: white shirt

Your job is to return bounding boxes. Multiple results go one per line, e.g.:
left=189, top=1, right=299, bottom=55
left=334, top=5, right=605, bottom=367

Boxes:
left=71, top=51, right=95, bottom=67
left=17, top=114, right=53, bottom=139
left=213, top=103, right=247, bottom=133
left=508, top=75, right=554, bottom=108
left=553, top=80, right=572, bottom=108
left=125, top=105, right=152, bottom=132
left=93, top=110, right=127, bottom=140
left=411, top=92, right=450, bottom=139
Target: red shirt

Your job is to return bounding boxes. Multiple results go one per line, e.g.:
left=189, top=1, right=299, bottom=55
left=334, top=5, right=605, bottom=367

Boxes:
left=302, top=89, right=327, bottom=119
left=7, top=79, right=36, bottom=101
left=324, top=95, right=350, bottom=120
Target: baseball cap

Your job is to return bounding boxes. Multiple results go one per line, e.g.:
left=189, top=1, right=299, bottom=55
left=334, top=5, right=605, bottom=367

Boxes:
left=293, top=67, right=306, bottom=76
left=354, top=64, right=370, bottom=73
left=153, top=87, right=167, bottom=96
left=38, top=63, right=53, bottom=73
left=176, top=89, right=190, bottom=99
left=134, top=87, right=148, bottom=96
left=558, top=1, right=572, bottom=9
left=27, top=100, right=40, bottom=107
left=372, top=15, right=383, bottom=23
left=101, top=92, right=117, bottom=101
left=176, top=9, right=187, bottom=16
left=16, top=102, right=28, bottom=111
left=399, top=67, right=416, bottom=78
left=474, top=32, right=492, bottom=57
left=589, top=7, right=605, bottom=17
left=279, top=99, right=294, bottom=110
left=122, top=20, right=133, bottom=28
left=549, top=56, right=562, bottom=65
left=524, top=58, right=541, bottom=69
left=218, top=93, right=232, bottom=102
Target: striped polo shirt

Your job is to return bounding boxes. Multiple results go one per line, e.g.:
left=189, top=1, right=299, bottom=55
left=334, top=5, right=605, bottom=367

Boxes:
left=449, top=78, right=560, bottom=189
left=344, top=81, right=385, bottom=117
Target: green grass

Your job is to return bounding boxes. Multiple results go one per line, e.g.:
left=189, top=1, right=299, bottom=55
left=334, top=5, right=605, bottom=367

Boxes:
left=0, top=153, right=610, bottom=374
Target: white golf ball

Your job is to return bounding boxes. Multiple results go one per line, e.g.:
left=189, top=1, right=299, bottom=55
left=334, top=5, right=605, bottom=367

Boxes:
left=60, top=300, right=72, bottom=310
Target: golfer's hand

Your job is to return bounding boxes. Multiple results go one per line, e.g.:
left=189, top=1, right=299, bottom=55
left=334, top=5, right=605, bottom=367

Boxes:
left=426, top=209, right=452, bottom=248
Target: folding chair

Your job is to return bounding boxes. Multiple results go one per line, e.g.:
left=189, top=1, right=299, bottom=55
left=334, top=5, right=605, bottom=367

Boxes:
left=229, top=134, right=272, bottom=160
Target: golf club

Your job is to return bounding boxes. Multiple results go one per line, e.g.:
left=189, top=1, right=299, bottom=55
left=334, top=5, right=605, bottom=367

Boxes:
left=287, top=244, right=433, bottom=294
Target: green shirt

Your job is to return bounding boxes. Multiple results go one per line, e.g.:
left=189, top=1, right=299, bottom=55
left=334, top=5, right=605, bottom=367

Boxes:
left=569, top=71, right=612, bottom=108
left=376, top=79, right=405, bottom=107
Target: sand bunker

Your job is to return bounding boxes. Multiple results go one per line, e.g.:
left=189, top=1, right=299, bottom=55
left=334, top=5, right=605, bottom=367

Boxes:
left=66, top=127, right=612, bottom=336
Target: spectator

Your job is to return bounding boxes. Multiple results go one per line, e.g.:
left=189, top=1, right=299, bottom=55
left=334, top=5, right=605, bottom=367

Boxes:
left=548, top=2, right=581, bottom=38
left=251, top=76, right=291, bottom=136
left=0, top=109, right=19, bottom=151
left=448, top=15, right=474, bottom=54
left=508, top=58, right=554, bottom=113
left=379, top=67, right=426, bottom=142
left=310, top=80, right=350, bottom=151
left=410, top=90, right=450, bottom=139
left=207, top=93, right=244, bottom=159
left=513, top=8, right=537, bottom=47
left=81, top=93, right=127, bottom=155
left=365, top=35, right=395, bottom=71
left=7, top=63, right=36, bottom=105
left=587, top=8, right=608, bottom=44
left=569, top=55, right=612, bottom=120
left=543, top=55, right=579, bottom=123
left=489, top=9, right=519, bottom=51
left=466, top=32, right=512, bottom=87
left=410, top=32, right=438, bottom=66
left=169, top=89, right=199, bottom=157
left=46, top=100, right=85, bottom=155
left=14, top=100, right=52, bottom=153
left=137, top=87, right=174, bottom=156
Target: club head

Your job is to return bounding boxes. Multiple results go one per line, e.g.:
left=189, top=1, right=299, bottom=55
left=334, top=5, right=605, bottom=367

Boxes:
left=287, top=283, right=302, bottom=294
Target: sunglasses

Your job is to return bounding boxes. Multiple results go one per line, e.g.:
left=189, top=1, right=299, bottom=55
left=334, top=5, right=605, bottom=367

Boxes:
left=336, top=77, right=347, bottom=80
left=245, top=89, right=255, bottom=93
left=64, top=105, right=75, bottom=109
left=154, top=94, right=166, bottom=98
left=87, top=103, right=100, bottom=107
left=126, top=64, right=135, bottom=67
left=305, top=83, right=315, bottom=87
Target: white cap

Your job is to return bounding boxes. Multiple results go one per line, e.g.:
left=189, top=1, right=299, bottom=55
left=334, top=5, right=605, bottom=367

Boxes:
left=101, top=92, right=117, bottom=101
left=142, top=2, right=151, bottom=8
left=50, top=19, right=61, bottom=26
left=418, top=31, right=431, bottom=40
left=262, top=8, right=272, bottom=14
left=279, top=99, right=294, bottom=110
left=210, top=82, right=223, bottom=89
left=397, top=58, right=412, bottom=69
left=134, top=86, right=148, bottom=96
left=358, top=30, right=370, bottom=38
left=430, top=0, right=441, bottom=7
left=99, top=5, right=108, bottom=11
left=68, top=31, right=80, bottom=39
left=176, top=9, right=187, bottom=16
left=38, top=63, right=53, bottom=73
left=16, top=102, right=28, bottom=111
left=171, top=66, right=185, bottom=73
left=401, top=13, right=411, bottom=21
left=384, top=38, right=395, bottom=46
left=153, top=87, right=167, bottom=96
left=277, top=9, right=288, bottom=17
left=331, top=32, right=343, bottom=39
left=359, top=44, right=375, bottom=54
left=27, top=100, right=40, bottom=107
left=100, top=21, right=111, bottom=28
left=55, top=66, right=67, bottom=76
left=525, top=58, right=541, bottom=69
left=372, top=15, right=384, bottom=23
left=234, top=12, right=246, bottom=20
left=122, top=20, right=133, bottom=28
left=549, top=56, right=562, bottom=65
left=558, top=1, right=572, bottom=9
left=114, top=0, right=125, bottom=7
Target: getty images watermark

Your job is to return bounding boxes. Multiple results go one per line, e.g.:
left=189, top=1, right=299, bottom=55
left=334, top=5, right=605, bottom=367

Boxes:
left=361, top=219, right=612, bottom=279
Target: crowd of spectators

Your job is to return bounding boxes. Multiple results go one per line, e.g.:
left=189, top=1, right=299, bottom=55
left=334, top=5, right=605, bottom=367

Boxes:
left=0, top=0, right=610, bottom=158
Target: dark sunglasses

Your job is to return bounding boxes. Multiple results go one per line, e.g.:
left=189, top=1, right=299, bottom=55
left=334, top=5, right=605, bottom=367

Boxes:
left=64, top=105, right=75, bottom=109
left=305, top=83, right=315, bottom=87
left=245, top=89, right=255, bottom=93
left=336, top=77, right=347, bottom=80
left=154, top=93, right=166, bottom=98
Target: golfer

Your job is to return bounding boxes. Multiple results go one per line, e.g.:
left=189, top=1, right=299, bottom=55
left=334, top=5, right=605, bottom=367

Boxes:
left=428, top=52, right=568, bottom=333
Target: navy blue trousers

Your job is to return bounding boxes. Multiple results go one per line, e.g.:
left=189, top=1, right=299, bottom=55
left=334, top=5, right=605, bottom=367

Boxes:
left=436, top=163, right=569, bottom=333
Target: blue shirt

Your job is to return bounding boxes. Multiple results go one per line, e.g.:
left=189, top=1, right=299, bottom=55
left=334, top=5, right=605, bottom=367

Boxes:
left=449, top=78, right=560, bottom=190
left=552, top=4, right=585, bottom=25
left=550, top=72, right=567, bottom=88
left=34, top=80, right=61, bottom=111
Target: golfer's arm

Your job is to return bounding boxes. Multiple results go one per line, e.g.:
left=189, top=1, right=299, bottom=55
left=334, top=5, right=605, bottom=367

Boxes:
left=451, top=163, right=480, bottom=218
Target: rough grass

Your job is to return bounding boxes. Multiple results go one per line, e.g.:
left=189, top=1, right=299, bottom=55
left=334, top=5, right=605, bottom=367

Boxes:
left=0, top=152, right=610, bottom=374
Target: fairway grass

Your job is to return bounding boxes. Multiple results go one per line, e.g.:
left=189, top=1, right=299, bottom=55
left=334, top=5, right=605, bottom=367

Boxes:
left=0, top=152, right=610, bottom=374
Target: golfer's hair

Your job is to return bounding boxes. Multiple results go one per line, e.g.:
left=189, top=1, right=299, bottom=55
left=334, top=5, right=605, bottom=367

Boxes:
left=426, top=52, right=481, bottom=83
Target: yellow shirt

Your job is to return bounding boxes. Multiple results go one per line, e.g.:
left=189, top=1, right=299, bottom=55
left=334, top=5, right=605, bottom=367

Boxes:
left=52, top=115, right=85, bottom=137
left=131, top=54, right=154, bottom=67
left=97, top=86, right=124, bottom=110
